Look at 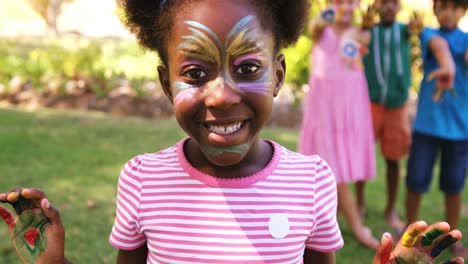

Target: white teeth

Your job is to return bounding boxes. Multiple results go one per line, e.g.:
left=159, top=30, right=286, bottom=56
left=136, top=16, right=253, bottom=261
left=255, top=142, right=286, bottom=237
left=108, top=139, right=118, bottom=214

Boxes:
left=207, top=122, right=243, bottom=135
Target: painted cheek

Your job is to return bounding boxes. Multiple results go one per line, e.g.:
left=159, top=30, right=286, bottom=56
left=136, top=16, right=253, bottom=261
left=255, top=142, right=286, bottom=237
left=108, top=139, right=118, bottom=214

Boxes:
left=174, top=89, right=197, bottom=106
left=236, top=81, right=272, bottom=96
left=172, top=82, right=199, bottom=106
left=236, top=71, right=273, bottom=95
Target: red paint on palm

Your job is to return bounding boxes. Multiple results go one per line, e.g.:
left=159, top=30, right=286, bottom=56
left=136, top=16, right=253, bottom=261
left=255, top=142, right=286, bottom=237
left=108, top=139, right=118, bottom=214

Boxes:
left=24, top=229, right=40, bottom=248
left=0, top=207, right=14, bottom=228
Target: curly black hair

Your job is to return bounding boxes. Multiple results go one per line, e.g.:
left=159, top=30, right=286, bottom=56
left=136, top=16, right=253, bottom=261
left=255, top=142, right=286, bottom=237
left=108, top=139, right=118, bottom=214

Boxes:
left=117, top=0, right=310, bottom=65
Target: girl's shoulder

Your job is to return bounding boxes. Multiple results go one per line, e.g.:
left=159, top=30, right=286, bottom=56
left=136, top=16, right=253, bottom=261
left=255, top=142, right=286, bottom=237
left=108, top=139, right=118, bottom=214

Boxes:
left=273, top=142, right=333, bottom=172
left=120, top=141, right=182, bottom=179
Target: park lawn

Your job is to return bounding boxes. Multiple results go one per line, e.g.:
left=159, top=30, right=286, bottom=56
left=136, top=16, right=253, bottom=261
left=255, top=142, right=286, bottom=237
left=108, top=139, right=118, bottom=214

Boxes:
left=0, top=107, right=467, bottom=263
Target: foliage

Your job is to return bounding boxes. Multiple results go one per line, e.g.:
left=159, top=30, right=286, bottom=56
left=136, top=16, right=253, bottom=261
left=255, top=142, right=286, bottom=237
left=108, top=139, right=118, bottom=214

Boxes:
left=23, top=0, right=73, bottom=34
left=0, top=37, right=158, bottom=96
left=280, top=0, right=446, bottom=103
left=24, top=0, right=51, bottom=23
left=283, top=36, right=312, bottom=86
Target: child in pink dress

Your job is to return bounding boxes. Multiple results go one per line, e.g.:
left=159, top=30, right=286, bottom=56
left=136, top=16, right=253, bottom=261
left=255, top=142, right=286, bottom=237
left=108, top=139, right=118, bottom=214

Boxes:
left=299, top=0, right=378, bottom=250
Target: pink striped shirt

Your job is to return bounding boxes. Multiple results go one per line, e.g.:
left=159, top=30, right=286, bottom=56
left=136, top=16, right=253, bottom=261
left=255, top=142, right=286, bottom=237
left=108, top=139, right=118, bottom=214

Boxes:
left=109, top=138, right=343, bottom=263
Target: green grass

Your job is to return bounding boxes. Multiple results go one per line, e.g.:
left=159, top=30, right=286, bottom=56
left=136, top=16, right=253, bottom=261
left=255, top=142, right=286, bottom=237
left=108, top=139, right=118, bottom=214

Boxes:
left=0, top=107, right=467, bottom=263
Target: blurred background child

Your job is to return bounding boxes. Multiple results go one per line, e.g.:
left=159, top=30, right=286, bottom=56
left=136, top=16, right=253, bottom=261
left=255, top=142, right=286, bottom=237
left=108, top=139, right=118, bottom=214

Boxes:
left=298, top=0, right=379, bottom=250
left=405, top=0, right=468, bottom=257
left=358, top=0, right=422, bottom=234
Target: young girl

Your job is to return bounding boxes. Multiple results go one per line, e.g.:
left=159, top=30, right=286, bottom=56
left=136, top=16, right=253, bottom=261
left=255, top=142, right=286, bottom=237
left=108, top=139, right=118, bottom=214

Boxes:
left=0, top=0, right=465, bottom=263
left=299, top=0, right=379, bottom=250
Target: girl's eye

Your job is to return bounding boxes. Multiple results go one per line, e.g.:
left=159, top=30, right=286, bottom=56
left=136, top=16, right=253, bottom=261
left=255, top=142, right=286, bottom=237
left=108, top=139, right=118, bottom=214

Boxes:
left=183, top=68, right=207, bottom=79
left=236, top=64, right=259, bottom=75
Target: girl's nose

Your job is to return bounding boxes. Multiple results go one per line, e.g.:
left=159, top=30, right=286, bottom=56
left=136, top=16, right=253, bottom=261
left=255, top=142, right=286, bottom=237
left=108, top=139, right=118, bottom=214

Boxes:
left=204, top=77, right=241, bottom=109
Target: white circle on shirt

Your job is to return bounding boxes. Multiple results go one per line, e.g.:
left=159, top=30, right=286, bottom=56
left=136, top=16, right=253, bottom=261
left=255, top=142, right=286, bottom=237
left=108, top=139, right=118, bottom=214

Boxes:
left=269, top=213, right=290, bottom=239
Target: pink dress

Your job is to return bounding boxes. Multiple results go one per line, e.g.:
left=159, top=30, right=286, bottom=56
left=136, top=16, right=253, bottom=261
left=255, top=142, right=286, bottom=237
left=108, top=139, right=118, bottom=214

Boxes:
left=298, top=27, right=375, bottom=184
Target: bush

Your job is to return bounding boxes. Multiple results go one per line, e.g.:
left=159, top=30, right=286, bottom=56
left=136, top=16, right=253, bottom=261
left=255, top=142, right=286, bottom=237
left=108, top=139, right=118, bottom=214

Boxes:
left=0, top=37, right=158, bottom=95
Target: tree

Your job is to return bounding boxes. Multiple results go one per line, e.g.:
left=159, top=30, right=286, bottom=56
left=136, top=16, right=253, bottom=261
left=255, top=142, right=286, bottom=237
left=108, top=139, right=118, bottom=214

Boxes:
left=24, top=0, right=73, bottom=36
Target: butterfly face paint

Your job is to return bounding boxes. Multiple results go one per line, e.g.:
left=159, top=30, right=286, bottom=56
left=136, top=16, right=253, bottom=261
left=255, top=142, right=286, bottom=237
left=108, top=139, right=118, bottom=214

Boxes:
left=173, top=15, right=273, bottom=106
left=170, top=15, right=276, bottom=161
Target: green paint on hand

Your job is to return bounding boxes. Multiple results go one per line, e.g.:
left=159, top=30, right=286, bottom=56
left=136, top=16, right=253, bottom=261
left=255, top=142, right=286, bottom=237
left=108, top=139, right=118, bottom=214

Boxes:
left=394, top=256, right=408, bottom=264
left=421, top=228, right=444, bottom=246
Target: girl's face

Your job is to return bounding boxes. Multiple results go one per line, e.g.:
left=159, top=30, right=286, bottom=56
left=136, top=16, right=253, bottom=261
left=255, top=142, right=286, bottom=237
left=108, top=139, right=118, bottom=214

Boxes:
left=160, top=0, right=284, bottom=168
left=334, top=0, right=359, bottom=25
left=434, top=1, right=466, bottom=30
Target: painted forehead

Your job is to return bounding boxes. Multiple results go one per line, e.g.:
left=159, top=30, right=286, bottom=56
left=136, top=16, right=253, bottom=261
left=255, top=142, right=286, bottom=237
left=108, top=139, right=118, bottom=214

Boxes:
left=172, top=15, right=273, bottom=100
left=176, top=15, right=269, bottom=61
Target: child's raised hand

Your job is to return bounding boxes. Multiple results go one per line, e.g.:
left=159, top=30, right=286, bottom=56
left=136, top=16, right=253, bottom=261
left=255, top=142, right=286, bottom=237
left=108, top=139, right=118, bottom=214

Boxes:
left=408, top=11, right=424, bottom=36
left=319, top=7, right=336, bottom=25
left=373, top=221, right=464, bottom=264
left=0, top=188, right=66, bottom=264
left=310, top=5, right=336, bottom=41
left=361, top=4, right=377, bottom=31
left=428, top=67, right=455, bottom=102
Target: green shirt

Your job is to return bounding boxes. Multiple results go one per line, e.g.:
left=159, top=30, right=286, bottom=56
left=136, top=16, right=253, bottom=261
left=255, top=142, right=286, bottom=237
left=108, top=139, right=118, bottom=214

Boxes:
left=363, top=22, right=412, bottom=108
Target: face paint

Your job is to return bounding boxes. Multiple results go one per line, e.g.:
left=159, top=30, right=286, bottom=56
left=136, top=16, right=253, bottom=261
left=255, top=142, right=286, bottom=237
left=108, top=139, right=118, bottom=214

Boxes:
left=169, top=8, right=277, bottom=167
left=236, top=71, right=272, bottom=96
left=430, top=235, right=457, bottom=258
left=233, top=53, right=263, bottom=66
left=421, top=228, right=444, bottom=247
left=204, top=144, right=250, bottom=157
left=177, top=21, right=222, bottom=64
left=173, top=81, right=198, bottom=106
left=176, top=15, right=272, bottom=98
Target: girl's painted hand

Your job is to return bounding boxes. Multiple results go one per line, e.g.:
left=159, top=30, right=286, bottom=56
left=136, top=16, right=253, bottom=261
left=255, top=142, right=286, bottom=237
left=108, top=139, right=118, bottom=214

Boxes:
left=373, top=221, right=464, bottom=264
left=361, top=4, right=376, bottom=31
left=310, top=5, right=335, bottom=41
left=428, top=67, right=455, bottom=102
left=320, top=7, right=336, bottom=24
left=0, top=188, right=66, bottom=264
